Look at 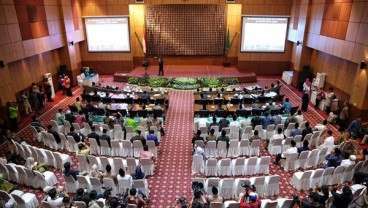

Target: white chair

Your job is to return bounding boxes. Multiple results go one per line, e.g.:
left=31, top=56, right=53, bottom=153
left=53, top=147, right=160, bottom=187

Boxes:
left=204, top=177, right=220, bottom=195
left=118, top=178, right=132, bottom=193
left=310, top=169, right=324, bottom=188
left=330, top=166, right=346, bottom=185
left=249, top=140, right=260, bottom=156
left=82, top=122, right=92, bottom=135
left=77, top=175, right=91, bottom=191
left=90, top=177, right=103, bottom=193
left=276, top=198, right=293, bottom=208
left=192, top=155, right=204, bottom=174
left=34, top=148, right=47, bottom=164
left=74, top=201, right=87, bottom=208
left=89, top=138, right=101, bottom=155
left=232, top=178, right=249, bottom=197
left=67, top=136, right=78, bottom=152
left=44, top=150, right=56, bottom=168
left=141, top=158, right=154, bottom=176
left=15, top=166, right=27, bottom=185
left=284, top=123, right=295, bottom=137
left=245, top=157, right=258, bottom=176
left=290, top=170, right=313, bottom=191
left=303, top=133, right=312, bottom=145
left=147, top=140, right=157, bottom=157
left=218, top=178, right=234, bottom=199
left=257, top=156, right=271, bottom=175
left=100, top=140, right=111, bottom=156
left=307, top=149, right=319, bottom=168
left=63, top=120, right=71, bottom=134
left=223, top=201, right=240, bottom=208
left=132, top=179, right=149, bottom=197
left=317, top=146, right=329, bottom=165
left=349, top=184, right=366, bottom=208
left=254, top=125, right=263, bottom=139
left=297, top=151, right=310, bottom=169
left=282, top=152, right=299, bottom=172
left=53, top=152, right=71, bottom=170
left=205, top=158, right=218, bottom=176
left=103, top=178, right=118, bottom=196
left=93, top=124, right=102, bottom=135
left=294, top=135, right=302, bottom=147
left=265, top=124, right=275, bottom=140
left=34, top=170, right=57, bottom=188
left=133, top=140, right=144, bottom=157
left=217, top=141, right=228, bottom=157
left=265, top=175, right=280, bottom=196
left=11, top=192, right=39, bottom=208
left=282, top=137, right=292, bottom=152
left=51, top=120, right=64, bottom=133
left=122, top=140, right=133, bottom=157
left=0, top=163, right=8, bottom=180
left=231, top=157, right=245, bottom=176
left=194, top=140, right=205, bottom=148
left=260, top=200, right=277, bottom=208
left=249, top=176, right=266, bottom=197
left=205, top=141, right=217, bottom=157
left=4, top=164, right=18, bottom=183
left=274, top=124, right=284, bottom=134
left=322, top=167, right=335, bottom=186
left=100, top=157, right=113, bottom=172
left=88, top=155, right=102, bottom=171
left=76, top=154, right=90, bottom=172
left=30, top=126, right=42, bottom=142
left=126, top=157, right=138, bottom=175
left=217, top=158, right=231, bottom=176
left=229, top=126, right=240, bottom=140
left=239, top=139, right=249, bottom=156
left=58, top=133, right=68, bottom=149
left=344, top=163, right=356, bottom=182
left=227, top=140, right=239, bottom=157
left=268, top=138, right=283, bottom=155
left=72, top=122, right=82, bottom=133
left=209, top=202, right=223, bottom=208
left=24, top=168, right=37, bottom=187
left=63, top=175, right=79, bottom=193
left=242, top=126, right=253, bottom=140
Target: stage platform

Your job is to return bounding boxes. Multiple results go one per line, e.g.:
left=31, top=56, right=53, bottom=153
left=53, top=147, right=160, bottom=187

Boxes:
left=113, top=65, right=257, bottom=83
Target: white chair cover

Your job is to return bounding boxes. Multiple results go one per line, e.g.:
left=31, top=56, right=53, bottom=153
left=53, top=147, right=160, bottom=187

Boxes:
left=282, top=137, right=292, bottom=152
left=103, top=178, right=118, bottom=196
left=147, top=140, right=157, bottom=157
left=233, top=178, right=249, bottom=197
left=265, top=175, right=280, bottom=196
left=126, top=157, right=138, bottom=175
left=242, top=126, right=253, bottom=140
left=141, top=158, right=154, bottom=176
left=284, top=123, right=295, bottom=137
left=294, top=135, right=303, bottom=147
left=249, top=176, right=266, bottom=197
left=76, top=154, right=90, bottom=172
left=122, top=140, right=133, bottom=157
left=67, top=136, right=78, bottom=153
left=260, top=200, right=277, bottom=208
left=227, top=140, right=239, bottom=157
left=249, top=140, right=260, bottom=156
left=205, top=158, right=218, bottom=176
left=344, top=163, right=356, bottom=182
left=34, top=170, right=57, bottom=188
left=310, top=168, right=324, bottom=188
left=63, top=120, right=71, bottom=134
left=239, top=139, right=249, bottom=156
left=297, top=151, right=310, bottom=170
left=192, top=155, right=204, bottom=174
left=217, top=141, right=228, bottom=158
left=268, top=138, right=283, bottom=155
left=307, top=149, right=319, bottom=168
left=11, top=192, right=39, bottom=208
left=231, top=158, right=245, bottom=176
left=77, top=175, right=91, bottom=191
left=100, top=140, right=111, bottom=156
left=89, top=138, right=100, bottom=155
left=265, top=124, right=275, bottom=140
left=330, top=166, right=346, bottom=185
left=204, top=177, right=220, bottom=195
left=205, top=141, right=217, bottom=158
left=217, top=158, right=231, bottom=176
left=111, top=140, right=122, bottom=156
left=113, top=158, right=126, bottom=173
left=290, top=170, right=313, bottom=191
left=282, top=153, right=299, bottom=172
left=245, top=157, right=258, bottom=176
left=90, top=177, right=103, bottom=193
left=322, top=167, right=335, bottom=186
left=4, top=164, right=18, bottom=182
left=88, top=155, right=102, bottom=171
left=15, top=166, right=27, bottom=185
left=257, top=156, right=270, bottom=175
left=218, top=178, right=234, bottom=199
left=53, top=152, right=71, bottom=170
left=132, top=179, right=149, bottom=197
left=133, top=140, right=144, bottom=157
left=118, top=178, right=132, bottom=193
left=63, top=175, right=79, bottom=193
left=44, top=150, right=56, bottom=168
left=100, top=157, right=113, bottom=172
left=277, top=198, right=293, bottom=208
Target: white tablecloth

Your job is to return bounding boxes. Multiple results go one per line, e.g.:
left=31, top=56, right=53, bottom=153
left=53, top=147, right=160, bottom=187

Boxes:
left=282, top=71, right=293, bottom=85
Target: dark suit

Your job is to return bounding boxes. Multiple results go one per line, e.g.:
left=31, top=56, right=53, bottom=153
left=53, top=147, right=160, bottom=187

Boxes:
left=88, top=132, right=100, bottom=146
left=47, top=129, right=61, bottom=143
left=100, top=134, right=111, bottom=147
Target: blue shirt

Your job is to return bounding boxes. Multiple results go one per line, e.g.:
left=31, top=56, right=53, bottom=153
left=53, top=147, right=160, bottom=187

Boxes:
left=283, top=102, right=292, bottom=112
left=262, top=116, right=271, bottom=129
left=147, top=134, right=159, bottom=146
left=63, top=169, right=80, bottom=180
left=348, top=120, right=361, bottom=135
left=290, top=128, right=302, bottom=137
left=324, top=154, right=342, bottom=168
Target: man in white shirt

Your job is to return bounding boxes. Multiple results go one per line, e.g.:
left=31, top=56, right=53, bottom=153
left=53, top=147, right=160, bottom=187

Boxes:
left=268, top=127, right=284, bottom=147
left=341, top=155, right=356, bottom=167
left=195, top=115, right=210, bottom=131
left=240, top=115, right=252, bottom=130
left=294, top=110, right=304, bottom=126
left=314, top=120, right=328, bottom=131
left=275, top=140, right=297, bottom=164
left=318, top=130, right=335, bottom=152
left=47, top=188, right=69, bottom=207
left=229, top=114, right=240, bottom=128
left=325, top=87, right=335, bottom=114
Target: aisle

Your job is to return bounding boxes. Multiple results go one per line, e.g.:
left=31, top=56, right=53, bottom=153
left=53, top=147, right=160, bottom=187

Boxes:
left=148, top=90, right=194, bottom=207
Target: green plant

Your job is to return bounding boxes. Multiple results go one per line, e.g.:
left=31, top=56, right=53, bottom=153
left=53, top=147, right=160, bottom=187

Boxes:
left=148, top=77, right=172, bottom=88
left=128, top=77, right=139, bottom=85
left=173, top=77, right=197, bottom=85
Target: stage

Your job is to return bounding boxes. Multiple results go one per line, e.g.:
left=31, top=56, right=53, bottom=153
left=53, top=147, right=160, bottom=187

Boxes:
left=113, top=65, right=257, bottom=83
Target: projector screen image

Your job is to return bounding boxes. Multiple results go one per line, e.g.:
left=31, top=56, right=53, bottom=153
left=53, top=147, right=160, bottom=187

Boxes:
left=241, top=16, right=288, bottom=52
left=84, top=17, right=130, bottom=52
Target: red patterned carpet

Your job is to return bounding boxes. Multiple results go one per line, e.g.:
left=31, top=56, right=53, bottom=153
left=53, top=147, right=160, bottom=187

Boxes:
left=4, top=75, right=358, bottom=207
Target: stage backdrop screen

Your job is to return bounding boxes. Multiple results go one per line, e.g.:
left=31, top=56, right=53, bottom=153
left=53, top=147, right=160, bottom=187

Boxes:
left=241, top=16, right=288, bottom=52
left=84, top=17, right=130, bottom=52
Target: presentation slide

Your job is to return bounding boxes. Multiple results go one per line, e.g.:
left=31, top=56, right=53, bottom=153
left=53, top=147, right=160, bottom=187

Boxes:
left=241, top=16, right=288, bottom=52
left=85, top=17, right=130, bottom=52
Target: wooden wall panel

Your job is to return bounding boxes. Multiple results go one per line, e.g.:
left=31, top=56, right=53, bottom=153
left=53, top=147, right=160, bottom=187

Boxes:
left=81, top=61, right=133, bottom=74
left=238, top=61, right=291, bottom=75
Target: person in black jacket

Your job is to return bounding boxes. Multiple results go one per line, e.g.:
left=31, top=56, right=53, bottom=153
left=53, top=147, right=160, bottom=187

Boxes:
left=87, top=126, right=100, bottom=146
left=47, top=125, right=60, bottom=143
left=330, top=185, right=353, bottom=208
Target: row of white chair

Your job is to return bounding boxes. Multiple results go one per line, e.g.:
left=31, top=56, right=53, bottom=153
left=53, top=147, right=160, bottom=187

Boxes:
left=193, top=155, right=271, bottom=176
left=290, top=161, right=364, bottom=191
left=195, top=140, right=261, bottom=158
left=192, top=175, right=280, bottom=199
left=280, top=146, right=330, bottom=172
left=0, top=190, right=39, bottom=208
left=0, top=163, right=57, bottom=190
left=76, top=154, right=154, bottom=176
left=12, top=141, right=71, bottom=170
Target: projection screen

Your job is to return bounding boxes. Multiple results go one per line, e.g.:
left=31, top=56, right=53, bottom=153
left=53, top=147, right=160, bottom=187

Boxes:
left=84, top=17, right=131, bottom=52
left=241, top=16, right=288, bottom=52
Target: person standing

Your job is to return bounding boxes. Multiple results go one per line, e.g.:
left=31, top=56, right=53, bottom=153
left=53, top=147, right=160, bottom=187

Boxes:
left=325, top=87, right=335, bottom=114
left=20, top=90, right=32, bottom=115
left=64, top=75, right=72, bottom=97
left=158, top=57, right=164, bottom=76
left=44, top=78, right=53, bottom=102
left=29, top=87, right=40, bottom=116
left=7, top=101, right=18, bottom=132
left=301, top=91, right=309, bottom=112
left=338, top=101, right=349, bottom=130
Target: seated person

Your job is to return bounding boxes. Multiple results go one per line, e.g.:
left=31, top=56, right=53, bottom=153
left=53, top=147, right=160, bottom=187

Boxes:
left=67, top=126, right=86, bottom=143
left=64, top=110, right=76, bottom=124
left=131, top=166, right=145, bottom=180
left=78, top=143, right=90, bottom=156
left=140, top=91, right=150, bottom=103
left=275, top=140, right=297, bottom=165
left=102, top=164, right=117, bottom=183
left=125, top=114, right=137, bottom=132
left=218, top=116, right=230, bottom=131
left=130, top=130, right=147, bottom=146
left=139, top=145, right=155, bottom=163
left=55, top=109, right=65, bottom=125
left=88, top=190, right=101, bottom=208
left=117, top=168, right=132, bottom=186
left=127, top=188, right=146, bottom=208
left=88, top=164, right=103, bottom=180
left=250, top=113, right=262, bottom=129
left=262, top=112, right=272, bottom=129
left=324, top=148, right=342, bottom=168
left=63, top=161, right=80, bottom=180
left=294, top=110, right=304, bottom=126
left=75, top=111, right=85, bottom=128
left=87, top=126, right=100, bottom=145
left=216, top=130, right=230, bottom=149
left=314, top=120, right=328, bottom=131
left=100, top=129, right=112, bottom=147
left=147, top=130, right=159, bottom=146
left=347, top=116, right=362, bottom=139
left=297, top=140, right=310, bottom=154
left=31, top=115, right=43, bottom=132
left=26, top=157, right=48, bottom=173
left=47, top=125, right=61, bottom=144
left=207, top=187, right=224, bottom=203
left=251, top=100, right=261, bottom=110
left=341, top=155, right=356, bottom=167
left=206, top=129, right=216, bottom=142
left=192, top=130, right=204, bottom=147
left=47, top=187, right=69, bottom=207
left=240, top=192, right=260, bottom=208
left=249, top=130, right=261, bottom=143
left=73, top=188, right=91, bottom=206
left=290, top=122, right=302, bottom=137
left=281, top=98, right=292, bottom=114
left=317, top=130, right=335, bottom=152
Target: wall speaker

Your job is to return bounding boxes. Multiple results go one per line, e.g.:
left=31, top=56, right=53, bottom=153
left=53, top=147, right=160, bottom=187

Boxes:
left=226, top=0, right=235, bottom=2
left=0, top=60, right=4, bottom=68
left=135, top=0, right=144, bottom=3
left=360, top=61, right=366, bottom=69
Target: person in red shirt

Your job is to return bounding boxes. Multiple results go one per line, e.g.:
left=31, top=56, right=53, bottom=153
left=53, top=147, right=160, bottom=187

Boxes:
left=240, top=192, right=260, bottom=208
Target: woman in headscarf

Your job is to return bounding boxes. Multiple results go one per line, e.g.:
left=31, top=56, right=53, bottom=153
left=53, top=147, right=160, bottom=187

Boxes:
left=89, top=164, right=103, bottom=180
left=303, top=78, right=311, bottom=94
left=131, top=166, right=145, bottom=180
left=26, top=157, right=47, bottom=173
left=64, top=75, right=72, bottom=97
